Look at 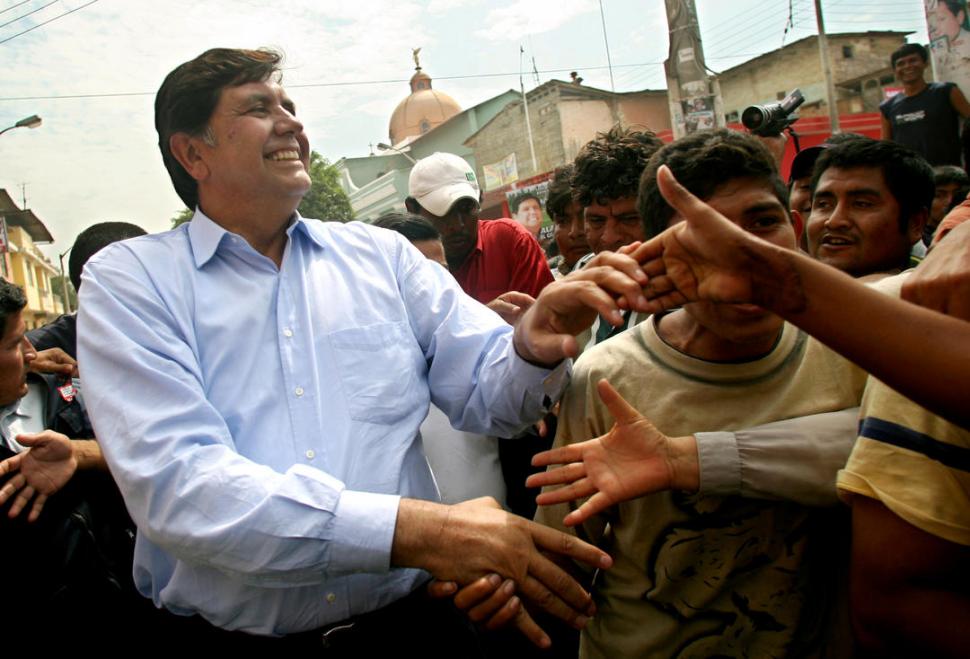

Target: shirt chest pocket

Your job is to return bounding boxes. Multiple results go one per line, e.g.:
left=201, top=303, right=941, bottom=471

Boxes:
left=327, top=321, right=423, bottom=425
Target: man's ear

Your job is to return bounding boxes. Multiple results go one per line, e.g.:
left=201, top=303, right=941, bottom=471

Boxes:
left=169, top=133, right=210, bottom=182
left=404, top=197, right=420, bottom=214
left=790, top=209, right=805, bottom=242
left=906, top=208, right=928, bottom=244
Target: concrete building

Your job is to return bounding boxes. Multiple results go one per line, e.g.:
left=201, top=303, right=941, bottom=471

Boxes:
left=335, top=61, right=520, bottom=222
left=0, top=189, right=64, bottom=329
left=464, top=80, right=671, bottom=191
left=717, top=31, right=910, bottom=121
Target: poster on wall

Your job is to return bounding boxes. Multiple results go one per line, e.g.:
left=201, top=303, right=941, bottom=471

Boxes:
left=506, top=181, right=553, bottom=245
left=924, top=0, right=970, bottom=95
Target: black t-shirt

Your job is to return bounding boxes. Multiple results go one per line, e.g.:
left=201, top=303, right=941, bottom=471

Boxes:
left=27, top=312, right=77, bottom=358
left=880, top=82, right=962, bottom=166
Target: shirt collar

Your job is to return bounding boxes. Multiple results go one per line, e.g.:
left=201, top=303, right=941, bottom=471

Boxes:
left=188, top=208, right=325, bottom=268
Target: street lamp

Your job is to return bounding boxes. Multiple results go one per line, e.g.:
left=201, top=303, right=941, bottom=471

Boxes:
left=0, top=114, right=43, bottom=137
left=376, top=142, right=417, bottom=165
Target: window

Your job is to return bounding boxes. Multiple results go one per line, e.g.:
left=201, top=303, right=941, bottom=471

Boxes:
left=842, top=45, right=853, bottom=59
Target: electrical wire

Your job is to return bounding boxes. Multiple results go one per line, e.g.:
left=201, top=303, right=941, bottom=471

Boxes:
left=0, top=0, right=33, bottom=16
left=0, top=0, right=99, bottom=46
left=0, top=0, right=57, bottom=30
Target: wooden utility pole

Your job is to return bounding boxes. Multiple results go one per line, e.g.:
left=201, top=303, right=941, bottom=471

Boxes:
left=814, top=0, right=841, bottom=134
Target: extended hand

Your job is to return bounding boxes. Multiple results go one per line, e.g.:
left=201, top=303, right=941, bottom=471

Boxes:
left=29, top=347, right=78, bottom=377
left=902, top=220, right=970, bottom=320
left=0, top=431, right=78, bottom=522
left=486, top=291, right=536, bottom=326
left=631, top=165, right=765, bottom=312
left=513, top=251, right=652, bottom=366
left=527, top=379, right=697, bottom=526
left=394, top=497, right=611, bottom=646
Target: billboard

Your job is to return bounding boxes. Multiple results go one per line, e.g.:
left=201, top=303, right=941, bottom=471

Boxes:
left=924, top=0, right=970, bottom=95
left=506, top=181, right=554, bottom=245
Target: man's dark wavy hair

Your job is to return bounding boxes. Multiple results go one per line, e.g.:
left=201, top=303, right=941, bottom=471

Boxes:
left=810, top=136, right=934, bottom=231
left=372, top=212, right=440, bottom=242
left=638, top=129, right=788, bottom=238
left=155, top=48, right=283, bottom=209
left=0, top=278, right=26, bottom=336
left=545, top=165, right=575, bottom=218
left=572, top=125, right=663, bottom=207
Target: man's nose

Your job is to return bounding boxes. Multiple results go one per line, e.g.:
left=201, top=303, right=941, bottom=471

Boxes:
left=276, top=109, right=304, bottom=135
left=824, top=201, right=852, bottom=229
left=21, top=337, right=37, bottom=363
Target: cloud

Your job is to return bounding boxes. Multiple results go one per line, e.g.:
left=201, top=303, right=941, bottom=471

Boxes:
left=426, top=0, right=481, bottom=14
left=475, top=0, right=597, bottom=42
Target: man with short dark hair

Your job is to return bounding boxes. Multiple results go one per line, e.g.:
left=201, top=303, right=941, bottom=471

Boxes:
left=807, top=136, right=932, bottom=278
left=77, top=47, right=638, bottom=649
left=537, top=129, right=864, bottom=658
left=405, top=152, right=553, bottom=306
left=0, top=278, right=140, bottom=640
left=545, top=165, right=590, bottom=279
left=571, top=126, right=663, bottom=347
left=511, top=192, right=543, bottom=238
left=928, top=165, right=970, bottom=245
left=880, top=42, right=970, bottom=166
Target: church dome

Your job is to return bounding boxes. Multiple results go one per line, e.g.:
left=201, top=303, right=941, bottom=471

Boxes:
left=388, top=62, right=461, bottom=146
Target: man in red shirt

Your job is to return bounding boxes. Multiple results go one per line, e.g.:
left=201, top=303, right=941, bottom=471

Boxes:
left=405, top=152, right=553, bottom=307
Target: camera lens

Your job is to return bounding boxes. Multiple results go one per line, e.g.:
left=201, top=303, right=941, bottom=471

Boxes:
left=741, top=106, right=767, bottom=130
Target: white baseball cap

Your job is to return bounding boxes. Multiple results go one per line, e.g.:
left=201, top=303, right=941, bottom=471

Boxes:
left=408, top=152, right=480, bottom=217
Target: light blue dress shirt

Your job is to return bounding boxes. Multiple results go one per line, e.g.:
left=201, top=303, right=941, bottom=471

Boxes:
left=77, top=210, right=568, bottom=635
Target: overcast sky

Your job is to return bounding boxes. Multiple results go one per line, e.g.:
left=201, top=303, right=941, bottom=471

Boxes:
left=0, top=0, right=927, bottom=261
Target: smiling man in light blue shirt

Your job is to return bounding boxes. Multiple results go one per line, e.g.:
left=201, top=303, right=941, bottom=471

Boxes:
left=76, top=48, right=649, bottom=649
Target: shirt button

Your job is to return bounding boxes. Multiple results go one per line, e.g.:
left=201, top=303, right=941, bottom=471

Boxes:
left=305, top=449, right=315, bottom=460
left=283, top=328, right=293, bottom=337
left=295, top=386, right=304, bottom=397
left=326, top=593, right=336, bottom=604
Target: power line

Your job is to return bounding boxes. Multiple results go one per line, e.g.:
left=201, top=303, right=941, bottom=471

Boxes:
left=0, top=1, right=33, bottom=16
left=0, top=0, right=57, bottom=31
left=0, top=0, right=99, bottom=46
left=0, top=61, right=680, bottom=101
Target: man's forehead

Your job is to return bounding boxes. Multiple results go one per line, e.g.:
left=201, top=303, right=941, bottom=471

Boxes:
left=817, top=166, right=888, bottom=194
left=1, top=312, right=23, bottom=343
left=222, top=79, right=291, bottom=104
left=585, top=195, right=638, bottom=216
left=706, top=178, right=785, bottom=216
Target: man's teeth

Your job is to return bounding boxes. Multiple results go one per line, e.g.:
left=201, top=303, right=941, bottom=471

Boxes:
left=824, top=236, right=852, bottom=245
left=267, top=150, right=300, bottom=161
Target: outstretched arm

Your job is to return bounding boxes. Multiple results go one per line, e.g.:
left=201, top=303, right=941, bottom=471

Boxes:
left=527, top=379, right=697, bottom=526
left=0, top=431, right=105, bottom=522
left=635, top=165, right=970, bottom=429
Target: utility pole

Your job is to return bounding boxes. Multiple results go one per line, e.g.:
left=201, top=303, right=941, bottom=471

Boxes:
left=814, top=0, right=841, bottom=134
left=519, top=46, right=538, bottom=175
left=663, top=0, right=724, bottom=138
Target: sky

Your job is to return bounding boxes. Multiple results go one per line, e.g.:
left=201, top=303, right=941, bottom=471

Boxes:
left=0, top=0, right=929, bottom=262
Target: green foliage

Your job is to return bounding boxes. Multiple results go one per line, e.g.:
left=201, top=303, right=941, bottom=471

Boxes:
left=170, top=207, right=194, bottom=229
left=298, top=151, right=355, bottom=222
left=51, top=275, right=77, bottom=310
left=166, top=152, right=353, bottom=227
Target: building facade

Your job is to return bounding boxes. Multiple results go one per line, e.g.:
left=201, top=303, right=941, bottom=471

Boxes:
left=716, top=31, right=911, bottom=121
left=1, top=189, right=63, bottom=329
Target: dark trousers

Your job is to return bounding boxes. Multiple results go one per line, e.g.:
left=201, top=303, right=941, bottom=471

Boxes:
left=148, top=584, right=488, bottom=657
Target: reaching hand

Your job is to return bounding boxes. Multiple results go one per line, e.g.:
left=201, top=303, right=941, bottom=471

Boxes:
left=513, top=251, right=652, bottom=366
left=394, top=496, right=612, bottom=648
left=527, top=379, right=698, bottom=526
left=486, top=291, right=536, bottom=326
left=902, top=220, right=970, bottom=321
left=0, top=431, right=78, bottom=522
left=29, top=347, right=78, bottom=377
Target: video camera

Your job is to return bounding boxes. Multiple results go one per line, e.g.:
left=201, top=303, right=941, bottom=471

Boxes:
left=741, top=89, right=805, bottom=137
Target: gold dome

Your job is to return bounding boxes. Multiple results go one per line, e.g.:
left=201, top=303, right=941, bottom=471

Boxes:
left=388, top=67, right=461, bottom=145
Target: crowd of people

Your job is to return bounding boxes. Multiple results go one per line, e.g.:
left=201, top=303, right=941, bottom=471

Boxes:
left=1, top=43, right=968, bottom=657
